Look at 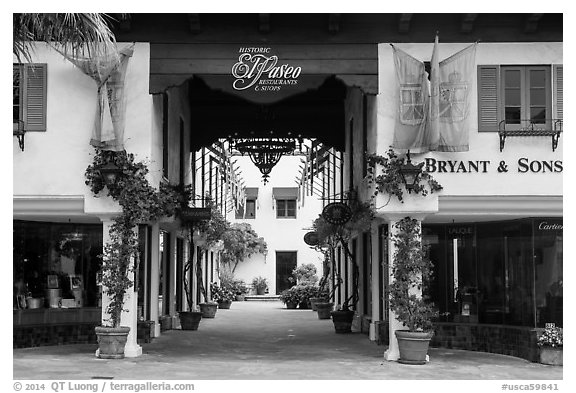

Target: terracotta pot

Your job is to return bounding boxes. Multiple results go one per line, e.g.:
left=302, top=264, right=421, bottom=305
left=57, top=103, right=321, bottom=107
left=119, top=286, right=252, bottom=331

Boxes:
left=395, top=330, right=434, bottom=365
left=539, top=347, right=563, bottom=366
left=179, top=311, right=202, bottom=331
left=285, top=301, right=297, bottom=309
left=316, top=302, right=334, bottom=319
left=309, top=297, right=328, bottom=311
left=218, top=300, right=232, bottom=309
left=199, top=303, right=218, bottom=318
left=95, top=326, right=130, bottom=359
left=256, top=287, right=266, bottom=295
left=298, top=301, right=310, bottom=309
left=330, top=309, right=354, bottom=333
left=235, top=294, right=245, bottom=301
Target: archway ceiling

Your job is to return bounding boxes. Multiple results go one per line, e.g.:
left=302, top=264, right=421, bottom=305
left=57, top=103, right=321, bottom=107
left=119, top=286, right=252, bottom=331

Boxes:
left=188, top=75, right=346, bottom=151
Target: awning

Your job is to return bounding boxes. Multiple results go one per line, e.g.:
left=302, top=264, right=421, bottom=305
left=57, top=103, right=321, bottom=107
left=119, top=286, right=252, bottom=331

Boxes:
left=272, top=187, right=299, bottom=200
left=244, top=187, right=259, bottom=199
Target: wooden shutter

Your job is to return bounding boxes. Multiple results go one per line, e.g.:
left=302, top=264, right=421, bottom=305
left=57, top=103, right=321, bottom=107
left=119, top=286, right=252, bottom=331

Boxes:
left=477, top=65, right=501, bottom=132
left=553, top=65, right=563, bottom=120
left=23, top=64, right=47, bottom=131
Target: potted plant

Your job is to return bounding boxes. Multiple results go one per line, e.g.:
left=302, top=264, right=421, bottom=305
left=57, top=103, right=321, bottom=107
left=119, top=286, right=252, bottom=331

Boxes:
left=316, top=301, right=334, bottom=319
left=210, top=282, right=235, bottom=309
left=311, top=191, right=374, bottom=333
left=389, top=217, right=438, bottom=365
left=175, top=195, right=230, bottom=320
left=252, top=276, right=268, bottom=295
left=291, top=264, right=326, bottom=310
left=232, top=279, right=249, bottom=301
left=291, top=284, right=321, bottom=309
left=537, top=325, right=563, bottom=366
left=279, top=287, right=299, bottom=309
left=85, top=150, right=185, bottom=357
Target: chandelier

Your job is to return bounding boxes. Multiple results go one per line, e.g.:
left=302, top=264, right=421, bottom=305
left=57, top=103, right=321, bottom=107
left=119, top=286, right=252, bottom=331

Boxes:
left=233, top=137, right=296, bottom=184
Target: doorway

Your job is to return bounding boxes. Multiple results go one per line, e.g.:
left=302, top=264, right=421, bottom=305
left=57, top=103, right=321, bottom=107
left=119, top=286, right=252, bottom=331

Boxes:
left=276, top=251, right=297, bottom=294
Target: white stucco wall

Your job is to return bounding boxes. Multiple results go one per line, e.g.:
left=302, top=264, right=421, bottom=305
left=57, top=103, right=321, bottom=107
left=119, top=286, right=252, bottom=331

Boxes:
left=376, top=42, right=563, bottom=198
left=13, top=43, right=154, bottom=216
left=228, top=155, right=325, bottom=295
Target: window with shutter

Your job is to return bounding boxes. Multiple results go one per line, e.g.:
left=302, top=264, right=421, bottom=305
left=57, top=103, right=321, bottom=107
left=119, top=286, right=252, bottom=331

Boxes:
left=13, top=64, right=47, bottom=132
left=478, top=65, right=556, bottom=132
left=553, top=65, right=563, bottom=120
left=477, top=65, right=500, bottom=132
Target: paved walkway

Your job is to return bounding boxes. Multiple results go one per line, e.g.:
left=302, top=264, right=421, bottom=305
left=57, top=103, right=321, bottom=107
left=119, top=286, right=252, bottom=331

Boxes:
left=13, top=301, right=563, bottom=381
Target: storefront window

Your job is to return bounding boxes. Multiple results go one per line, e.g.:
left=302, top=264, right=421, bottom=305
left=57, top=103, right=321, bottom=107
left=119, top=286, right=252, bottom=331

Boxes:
left=534, top=219, right=563, bottom=327
left=423, top=218, right=562, bottom=328
left=13, top=220, right=102, bottom=309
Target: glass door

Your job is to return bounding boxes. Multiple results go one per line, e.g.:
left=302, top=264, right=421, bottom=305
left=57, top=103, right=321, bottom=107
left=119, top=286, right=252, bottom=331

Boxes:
left=276, top=252, right=297, bottom=294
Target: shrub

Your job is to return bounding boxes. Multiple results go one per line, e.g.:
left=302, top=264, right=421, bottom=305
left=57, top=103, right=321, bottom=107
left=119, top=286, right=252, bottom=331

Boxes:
left=538, top=326, right=563, bottom=348
left=291, top=263, right=319, bottom=285
left=210, top=282, right=235, bottom=303
left=251, top=276, right=268, bottom=292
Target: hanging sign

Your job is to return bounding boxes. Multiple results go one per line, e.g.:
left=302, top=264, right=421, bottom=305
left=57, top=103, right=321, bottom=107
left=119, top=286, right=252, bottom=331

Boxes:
left=322, top=202, right=352, bottom=225
left=180, top=208, right=211, bottom=221
left=303, top=231, right=320, bottom=246
left=231, top=47, right=302, bottom=92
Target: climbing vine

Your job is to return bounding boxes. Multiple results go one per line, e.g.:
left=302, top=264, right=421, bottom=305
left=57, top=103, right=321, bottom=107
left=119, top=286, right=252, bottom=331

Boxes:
left=389, top=217, right=438, bottom=331
left=85, top=149, right=182, bottom=327
left=366, top=148, right=443, bottom=205
left=312, top=192, right=375, bottom=311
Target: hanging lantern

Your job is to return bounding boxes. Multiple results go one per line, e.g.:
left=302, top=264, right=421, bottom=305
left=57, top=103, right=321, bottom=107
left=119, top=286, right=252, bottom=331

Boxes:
left=398, top=150, right=424, bottom=193
left=233, top=137, right=296, bottom=184
left=98, top=161, right=122, bottom=188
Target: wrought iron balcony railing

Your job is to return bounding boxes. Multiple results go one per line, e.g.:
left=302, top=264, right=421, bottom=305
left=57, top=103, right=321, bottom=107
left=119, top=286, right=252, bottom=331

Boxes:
left=498, top=119, right=562, bottom=152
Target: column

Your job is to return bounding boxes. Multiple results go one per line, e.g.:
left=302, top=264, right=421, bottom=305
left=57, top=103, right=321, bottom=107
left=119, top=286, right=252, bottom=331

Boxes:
left=98, top=215, right=142, bottom=358
left=121, top=253, right=142, bottom=358
left=369, top=219, right=382, bottom=341
left=169, top=230, right=178, bottom=326
left=99, top=217, right=114, bottom=329
left=383, top=218, right=403, bottom=361
left=149, top=223, right=161, bottom=337
left=383, top=214, right=427, bottom=362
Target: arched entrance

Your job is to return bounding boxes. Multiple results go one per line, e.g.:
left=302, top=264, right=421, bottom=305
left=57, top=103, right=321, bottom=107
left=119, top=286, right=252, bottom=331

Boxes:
left=137, top=36, right=379, bottom=338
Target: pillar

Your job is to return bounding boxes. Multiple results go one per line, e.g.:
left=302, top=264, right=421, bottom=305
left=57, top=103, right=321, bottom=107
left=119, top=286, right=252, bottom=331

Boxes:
left=369, top=218, right=383, bottom=341
left=149, top=223, right=161, bottom=337
left=383, top=213, right=428, bottom=362
left=98, top=215, right=142, bottom=358
left=169, top=230, right=178, bottom=326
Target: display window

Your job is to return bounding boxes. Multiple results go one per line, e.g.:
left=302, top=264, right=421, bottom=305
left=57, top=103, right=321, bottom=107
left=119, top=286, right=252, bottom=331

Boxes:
left=13, top=220, right=103, bottom=310
left=424, top=217, right=562, bottom=328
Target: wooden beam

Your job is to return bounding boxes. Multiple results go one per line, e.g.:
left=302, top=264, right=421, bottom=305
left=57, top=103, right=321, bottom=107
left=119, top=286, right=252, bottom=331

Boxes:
left=461, top=13, right=478, bottom=33
left=398, top=14, right=413, bottom=34
left=150, top=58, right=378, bottom=75
left=187, top=14, right=201, bottom=34
left=150, top=43, right=377, bottom=60
left=525, top=14, right=544, bottom=33
left=258, top=14, right=270, bottom=33
left=328, top=14, right=341, bottom=34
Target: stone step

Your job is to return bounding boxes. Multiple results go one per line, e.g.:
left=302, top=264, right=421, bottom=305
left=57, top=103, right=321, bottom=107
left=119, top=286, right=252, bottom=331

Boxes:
left=243, top=295, right=281, bottom=301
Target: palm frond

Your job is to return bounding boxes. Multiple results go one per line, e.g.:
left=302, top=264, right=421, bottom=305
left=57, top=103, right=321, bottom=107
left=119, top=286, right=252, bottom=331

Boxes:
left=13, top=13, right=118, bottom=63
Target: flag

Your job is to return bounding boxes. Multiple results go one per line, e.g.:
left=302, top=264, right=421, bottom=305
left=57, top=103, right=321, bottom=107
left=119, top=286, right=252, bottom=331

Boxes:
left=435, top=43, right=477, bottom=151
left=428, top=35, right=441, bottom=149
left=391, top=45, right=436, bottom=153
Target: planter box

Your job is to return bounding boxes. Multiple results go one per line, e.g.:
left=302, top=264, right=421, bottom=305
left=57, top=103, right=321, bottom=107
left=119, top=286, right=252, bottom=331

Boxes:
left=540, top=347, right=563, bottom=366
left=199, top=303, right=218, bottom=318
left=218, top=301, right=232, bottom=309
left=316, top=302, right=334, bottom=319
